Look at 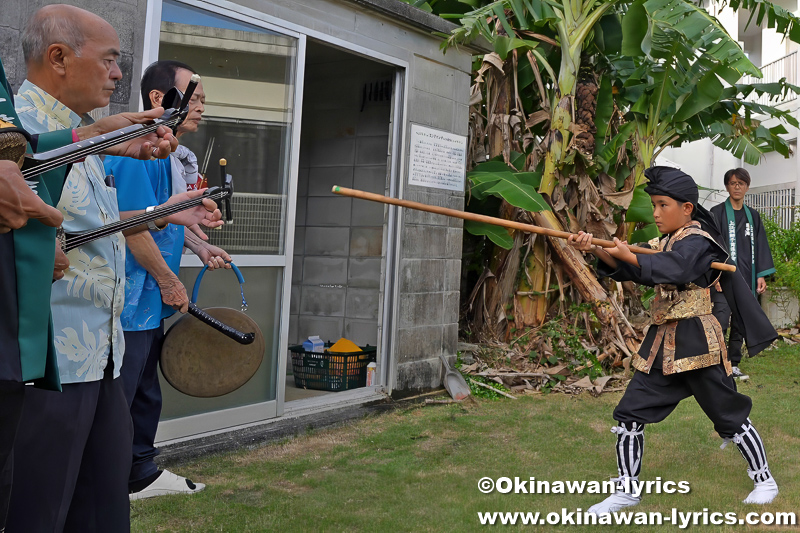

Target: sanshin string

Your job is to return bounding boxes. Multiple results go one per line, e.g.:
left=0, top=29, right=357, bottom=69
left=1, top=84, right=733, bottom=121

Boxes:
left=64, top=189, right=229, bottom=251
left=22, top=114, right=183, bottom=179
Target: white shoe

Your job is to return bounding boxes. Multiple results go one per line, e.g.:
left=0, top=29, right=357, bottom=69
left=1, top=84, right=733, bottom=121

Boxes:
left=731, top=366, right=749, bottom=380
left=743, top=477, right=778, bottom=504
left=588, top=491, right=641, bottom=514
left=129, top=470, right=206, bottom=500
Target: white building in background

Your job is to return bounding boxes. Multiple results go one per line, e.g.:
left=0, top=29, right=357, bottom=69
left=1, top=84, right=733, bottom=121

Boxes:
left=658, top=0, right=799, bottom=228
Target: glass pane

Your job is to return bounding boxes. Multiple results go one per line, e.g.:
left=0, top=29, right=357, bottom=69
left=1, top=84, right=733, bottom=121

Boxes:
left=160, top=266, right=282, bottom=419
left=156, top=2, right=297, bottom=423
left=159, top=0, right=296, bottom=254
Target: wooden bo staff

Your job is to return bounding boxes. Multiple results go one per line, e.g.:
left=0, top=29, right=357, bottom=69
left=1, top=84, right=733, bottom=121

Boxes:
left=331, top=186, right=736, bottom=273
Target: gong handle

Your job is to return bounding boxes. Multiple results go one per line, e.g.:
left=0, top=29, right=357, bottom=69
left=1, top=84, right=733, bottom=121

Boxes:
left=191, top=262, right=245, bottom=303
left=187, top=303, right=255, bottom=345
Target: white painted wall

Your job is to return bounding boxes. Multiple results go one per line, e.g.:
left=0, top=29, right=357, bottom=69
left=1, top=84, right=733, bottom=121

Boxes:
left=657, top=140, right=741, bottom=207
left=762, top=28, right=788, bottom=65
left=660, top=0, right=798, bottom=207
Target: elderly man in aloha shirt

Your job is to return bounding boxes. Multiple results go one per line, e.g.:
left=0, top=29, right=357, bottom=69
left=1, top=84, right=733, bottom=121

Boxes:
left=0, top=53, right=180, bottom=532
left=5, top=5, right=222, bottom=532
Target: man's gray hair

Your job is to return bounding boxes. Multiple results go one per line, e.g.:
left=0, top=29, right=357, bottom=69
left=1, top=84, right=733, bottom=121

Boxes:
left=22, top=11, right=85, bottom=63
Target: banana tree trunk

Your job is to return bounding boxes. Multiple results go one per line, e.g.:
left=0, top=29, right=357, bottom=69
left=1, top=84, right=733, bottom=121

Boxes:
left=475, top=63, right=521, bottom=336
left=515, top=234, right=549, bottom=326
left=517, top=93, right=573, bottom=327
left=539, top=97, right=573, bottom=194
left=626, top=131, right=656, bottom=240
left=533, top=210, right=634, bottom=334
left=524, top=8, right=641, bottom=335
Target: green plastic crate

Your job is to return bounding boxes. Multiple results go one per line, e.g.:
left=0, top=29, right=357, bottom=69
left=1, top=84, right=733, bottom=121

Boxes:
left=289, top=343, right=377, bottom=392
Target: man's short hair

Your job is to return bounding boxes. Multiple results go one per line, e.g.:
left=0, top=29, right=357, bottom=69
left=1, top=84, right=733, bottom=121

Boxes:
left=724, top=168, right=752, bottom=187
left=22, top=11, right=86, bottom=64
left=140, top=60, right=197, bottom=110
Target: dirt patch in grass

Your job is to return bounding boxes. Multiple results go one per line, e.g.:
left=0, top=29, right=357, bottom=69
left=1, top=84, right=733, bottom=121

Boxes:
left=770, top=427, right=800, bottom=446
left=234, top=424, right=370, bottom=465
left=416, top=429, right=460, bottom=452
left=589, top=419, right=611, bottom=433
left=152, top=516, right=211, bottom=532
left=223, top=487, right=268, bottom=507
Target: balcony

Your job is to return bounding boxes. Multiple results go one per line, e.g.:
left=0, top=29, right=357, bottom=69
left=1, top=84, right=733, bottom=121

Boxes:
left=741, top=52, right=797, bottom=106
left=746, top=187, right=796, bottom=229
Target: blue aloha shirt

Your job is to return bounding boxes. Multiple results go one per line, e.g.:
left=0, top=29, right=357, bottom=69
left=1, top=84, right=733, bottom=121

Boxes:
left=15, top=80, right=126, bottom=384
left=103, top=156, right=185, bottom=331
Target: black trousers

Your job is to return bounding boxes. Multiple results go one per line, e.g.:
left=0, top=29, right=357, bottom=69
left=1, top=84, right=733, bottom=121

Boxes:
left=0, top=382, right=24, bottom=532
left=614, top=364, right=752, bottom=439
left=120, top=326, right=165, bottom=488
left=6, top=366, right=133, bottom=533
left=728, top=321, right=745, bottom=367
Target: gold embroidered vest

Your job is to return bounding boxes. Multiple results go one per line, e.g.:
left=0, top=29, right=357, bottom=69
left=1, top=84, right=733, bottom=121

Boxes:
left=632, top=223, right=731, bottom=376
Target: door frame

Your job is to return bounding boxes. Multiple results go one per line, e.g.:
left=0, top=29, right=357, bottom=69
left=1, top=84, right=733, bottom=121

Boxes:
left=146, top=0, right=409, bottom=441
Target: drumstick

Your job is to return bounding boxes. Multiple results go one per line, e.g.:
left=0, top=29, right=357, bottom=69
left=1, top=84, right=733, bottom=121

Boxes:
left=187, top=303, right=255, bottom=345
left=331, top=186, right=736, bottom=273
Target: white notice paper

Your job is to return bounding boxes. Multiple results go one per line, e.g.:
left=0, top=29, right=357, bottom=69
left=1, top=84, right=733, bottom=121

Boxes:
left=408, top=124, right=467, bottom=191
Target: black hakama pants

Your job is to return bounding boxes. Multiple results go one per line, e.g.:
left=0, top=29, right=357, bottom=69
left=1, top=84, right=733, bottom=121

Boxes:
left=614, top=363, right=752, bottom=439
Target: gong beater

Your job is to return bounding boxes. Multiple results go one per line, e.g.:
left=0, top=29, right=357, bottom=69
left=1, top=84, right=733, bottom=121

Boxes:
left=161, top=263, right=265, bottom=397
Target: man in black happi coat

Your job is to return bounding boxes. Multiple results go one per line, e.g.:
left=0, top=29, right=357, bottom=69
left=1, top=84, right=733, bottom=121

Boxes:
left=711, top=168, right=775, bottom=381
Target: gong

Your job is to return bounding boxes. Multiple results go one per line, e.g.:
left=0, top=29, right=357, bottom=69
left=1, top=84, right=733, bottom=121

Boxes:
left=160, top=263, right=265, bottom=397
left=161, top=307, right=265, bottom=397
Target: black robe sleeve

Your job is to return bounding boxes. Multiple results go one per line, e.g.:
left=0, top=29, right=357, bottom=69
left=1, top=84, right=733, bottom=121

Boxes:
left=720, top=268, right=778, bottom=357
left=750, top=209, right=776, bottom=280
left=593, top=231, right=778, bottom=358
left=710, top=203, right=728, bottom=249
left=596, top=236, right=716, bottom=287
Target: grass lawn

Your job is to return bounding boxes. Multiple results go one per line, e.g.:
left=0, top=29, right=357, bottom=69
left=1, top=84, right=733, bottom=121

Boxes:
left=132, top=343, right=800, bottom=532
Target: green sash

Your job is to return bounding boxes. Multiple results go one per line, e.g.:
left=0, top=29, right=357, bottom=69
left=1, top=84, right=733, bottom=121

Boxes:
left=16, top=131, right=72, bottom=390
left=724, top=198, right=757, bottom=297
left=1, top=60, right=71, bottom=390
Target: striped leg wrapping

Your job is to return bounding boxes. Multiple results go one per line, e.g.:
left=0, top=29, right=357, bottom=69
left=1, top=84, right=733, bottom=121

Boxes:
left=611, top=422, right=644, bottom=480
left=734, top=419, right=772, bottom=483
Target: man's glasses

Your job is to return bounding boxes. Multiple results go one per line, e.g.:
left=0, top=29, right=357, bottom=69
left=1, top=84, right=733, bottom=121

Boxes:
left=728, top=181, right=748, bottom=189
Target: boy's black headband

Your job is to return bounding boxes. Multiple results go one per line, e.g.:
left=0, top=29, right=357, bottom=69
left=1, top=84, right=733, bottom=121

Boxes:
left=643, top=165, right=728, bottom=248
left=643, top=166, right=699, bottom=206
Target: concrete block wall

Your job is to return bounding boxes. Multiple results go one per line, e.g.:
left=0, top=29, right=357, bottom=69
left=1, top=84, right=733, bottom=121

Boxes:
left=393, top=191, right=466, bottom=391
left=289, top=48, right=394, bottom=350
left=0, top=0, right=147, bottom=116
left=762, top=289, right=800, bottom=328
left=393, top=58, right=471, bottom=392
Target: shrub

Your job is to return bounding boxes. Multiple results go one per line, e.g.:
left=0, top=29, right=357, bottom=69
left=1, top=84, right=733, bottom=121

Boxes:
left=763, top=215, right=800, bottom=324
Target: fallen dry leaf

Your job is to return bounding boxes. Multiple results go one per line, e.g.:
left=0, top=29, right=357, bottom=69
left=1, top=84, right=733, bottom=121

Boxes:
left=544, top=364, right=568, bottom=376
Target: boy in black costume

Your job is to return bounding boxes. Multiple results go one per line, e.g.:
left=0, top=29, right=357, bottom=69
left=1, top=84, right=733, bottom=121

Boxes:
left=568, top=166, right=779, bottom=513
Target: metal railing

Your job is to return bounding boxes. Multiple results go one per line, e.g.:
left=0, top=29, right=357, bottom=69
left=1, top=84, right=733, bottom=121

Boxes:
left=740, top=52, right=797, bottom=106
left=745, top=187, right=796, bottom=229
left=205, top=192, right=285, bottom=253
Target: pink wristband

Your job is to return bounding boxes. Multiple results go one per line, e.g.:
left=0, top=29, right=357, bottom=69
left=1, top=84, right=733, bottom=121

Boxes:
left=72, top=129, right=86, bottom=163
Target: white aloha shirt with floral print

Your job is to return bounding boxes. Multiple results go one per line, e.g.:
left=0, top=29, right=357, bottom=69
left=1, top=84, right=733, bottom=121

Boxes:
left=15, top=80, right=125, bottom=384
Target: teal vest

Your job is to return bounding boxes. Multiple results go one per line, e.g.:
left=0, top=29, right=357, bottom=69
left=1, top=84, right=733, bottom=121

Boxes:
left=1, top=60, right=72, bottom=390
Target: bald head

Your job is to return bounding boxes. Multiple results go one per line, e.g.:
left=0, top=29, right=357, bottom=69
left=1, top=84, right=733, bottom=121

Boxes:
left=22, top=5, right=122, bottom=115
left=22, top=5, right=110, bottom=65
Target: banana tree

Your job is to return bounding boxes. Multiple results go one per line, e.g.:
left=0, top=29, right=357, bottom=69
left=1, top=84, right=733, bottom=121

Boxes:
left=608, top=0, right=799, bottom=242
left=446, top=0, right=621, bottom=190
left=443, top=0, right=800, bottom=356
left=446, top=0, right=638, bottom=340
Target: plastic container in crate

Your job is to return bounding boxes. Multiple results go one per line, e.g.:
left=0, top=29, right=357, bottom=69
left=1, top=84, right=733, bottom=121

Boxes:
left=289, top=343, right=377, bottom=392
